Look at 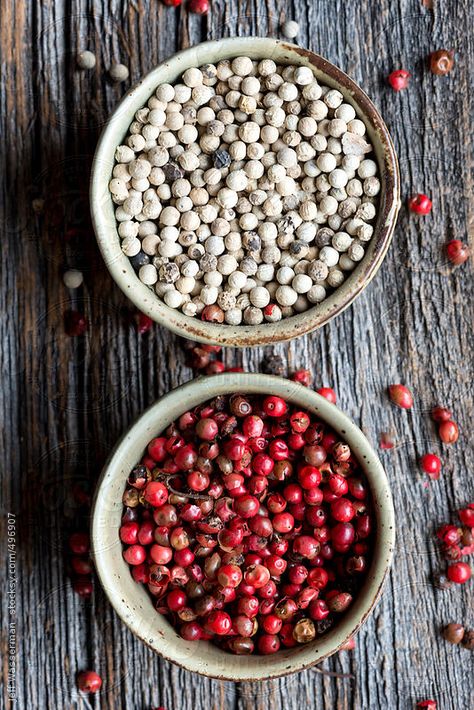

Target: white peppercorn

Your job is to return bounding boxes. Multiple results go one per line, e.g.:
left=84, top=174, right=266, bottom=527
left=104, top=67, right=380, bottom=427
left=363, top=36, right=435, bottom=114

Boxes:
left=77, top=50, right=96, bottom=69
left=307, top=284, right=326, bottom=303
left=243, top=306, right=264, bottom=325
left=281, top=20, right=299, bottom=38
left=327, top=268, right=345, bottom=287
left=319, top=246, right=339, bottom=267
left=109, top=62, right=129, bottom=82
left=63, top=269, right=84, bottom=288
left=348, top=242, right=365, bottom=261
left=363, top=176, right=380, bottom=196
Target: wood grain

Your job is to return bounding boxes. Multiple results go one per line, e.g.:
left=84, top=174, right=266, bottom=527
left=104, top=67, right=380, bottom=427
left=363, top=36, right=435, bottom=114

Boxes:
left=1, top=0, right=473, bottom=708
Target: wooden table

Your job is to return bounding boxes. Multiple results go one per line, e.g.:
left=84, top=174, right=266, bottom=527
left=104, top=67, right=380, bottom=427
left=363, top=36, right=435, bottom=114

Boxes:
left=1, top=0, right=473, bottom=708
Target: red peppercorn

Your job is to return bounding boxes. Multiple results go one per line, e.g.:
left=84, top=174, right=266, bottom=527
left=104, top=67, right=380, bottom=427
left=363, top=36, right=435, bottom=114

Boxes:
left=166, top=589, right=187, bottom=611
left=447, top=561, right=471, bottom=584
left=316, top=387, right=337, bottom=404
left=73, top=576, right=93, bottom=597
left=257, top=634, right=280, bottom=654
left=262, top=395, right=288, bottom=417
left=123, top=544, right=146, bottom=565
left=77, top=670, right=102, bottom=693
left=64, top=310, right=88, bottom=336
left=293, top=535, right=319, bottom=560
left=431, top=406, right=452, bottom=422
left=273, top=512, right=295, bottom=534
left=290, top=411, right=310, bottom=433
left=291, top=369, right=312, bottom=386
left=180, top=621, right=203, bottom=640
left=188, top=0, right=209, bottom=13
left=251, top=452, right=274, bottom=476
left=416, top=701, right=437, bottom=710
left=298, top=465, right=322, bottom=490
left=71, top=556, right=92, bottom=576
left=339, top=637, right=356, bottom=651
left=135, top=312, right=153, bottom=334
left=419, top=453, right=442, bottom=480
left=69, top=532, right=90, bottom=555
left=408, top=193, right=432, bottom=215
left=148, top=437, right=168, bottom=462
left=120, top=521, right=139, bottom=545
left=379, top=431, right=396, bottom=450
left=429, top=49, right=454, bottom=75
left=144, top=481, right=169, bottom=507
left=328, top=472, right=348, bottom=497
left=162, top=0, right=182, bottom=5
left=330, top=498, right=355, bottom=522
left=438, top=420, right=459, bottom=444
left=149, top=544, right=173, bottom=565
left=388, top=383, right=413, bottom=409
left=280, top=622, right=298, bottom=647
left=234, top=493, right=259, bottom=518
left=308, top=598, right=330, bottom=621
left=459, top=504, right=474, bottom=527
left=445, top=239, right=470, bottom=266
left=195, top=417, right=218, bottom=440
left=331, top=522, right=355, bottom=552
left=387, top=69, right=410, bottom=91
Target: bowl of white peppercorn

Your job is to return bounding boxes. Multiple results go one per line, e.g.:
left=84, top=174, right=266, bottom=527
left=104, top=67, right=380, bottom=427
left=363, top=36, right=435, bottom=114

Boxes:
left=91, top=37, right=400, bottom=346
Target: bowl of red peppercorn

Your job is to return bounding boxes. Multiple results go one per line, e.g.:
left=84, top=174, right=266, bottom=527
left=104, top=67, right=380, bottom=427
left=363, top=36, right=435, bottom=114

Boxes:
left=92, top=373, right=395, bottom=679
left=91, top=37, right=400, bottom=347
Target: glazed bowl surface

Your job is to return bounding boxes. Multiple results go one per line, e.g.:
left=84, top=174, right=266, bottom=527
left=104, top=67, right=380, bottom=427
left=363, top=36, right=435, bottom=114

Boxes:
left=91, top=373, right=395, bottom=681
left=90, top=37, right=400, bottom=347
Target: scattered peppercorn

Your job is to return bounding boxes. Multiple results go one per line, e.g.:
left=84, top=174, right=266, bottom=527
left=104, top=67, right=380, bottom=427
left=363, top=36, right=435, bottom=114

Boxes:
left=458, top=504, right=474, bottom=528
left=162, top=0, right=182, bottom=5
left=461, top=629, right=474, bottom=650
left=316, top=387, right=337, bottom=404
left=134, top=312, right=153, bottom=334
left=387, top=69, right=410, bottom=91
left=261, top=353, right=287, bottom=377
left=429, top=49, right=454, bottom=75
left=109, top=63, right=129, bottom=82
left=379, top=431, right=396, bottom=450
left=291, top=369, right=312, bottom=386
left=447, top=561, right=472, bottom=584
left=419, top=453, right=441, bottom=480
left=77, top=670, right=102, bottom=693
left=416, top=701, right=436, bottom=710
left=446, top=239, right=470, bottom=266
left=433, top=572, right=453, bottom=590
left=388, top=384, right=413, bottom=409
left=339, top=636, right=356, bottom=650
left=281, top=20, right=300, bottom=39
left=64, top=310, right=88, bottom=336
left=442, top=623, right=465, bottom=645
left=431, top=406, right=452, bottom=422
left=438, top=420, right=459, bottom=444
left=77, top=50, right=96, bottom=70
left=188, top=0, right=209, bottom=13
left=63, top=269, right=84, bottom=289
left=408, top=193, right=432, bottom=215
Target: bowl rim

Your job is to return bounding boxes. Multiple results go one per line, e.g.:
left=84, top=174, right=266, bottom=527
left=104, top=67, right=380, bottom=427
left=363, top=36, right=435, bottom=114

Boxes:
left=90, top=36, right=400, bottom=348
left=91, top=373, right=395, bottom=681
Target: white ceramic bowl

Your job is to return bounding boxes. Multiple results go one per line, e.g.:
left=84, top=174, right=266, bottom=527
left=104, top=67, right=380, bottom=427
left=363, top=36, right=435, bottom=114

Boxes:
left=90, top=37, right=400, bottom=347
left=91, top=373, right=395, bottom=680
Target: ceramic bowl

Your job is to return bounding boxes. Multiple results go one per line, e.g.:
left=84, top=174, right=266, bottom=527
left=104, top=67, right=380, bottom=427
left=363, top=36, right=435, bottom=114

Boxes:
left=90, top=37, right=400, bottom=347
left=91, top=373, right=395, bottom=681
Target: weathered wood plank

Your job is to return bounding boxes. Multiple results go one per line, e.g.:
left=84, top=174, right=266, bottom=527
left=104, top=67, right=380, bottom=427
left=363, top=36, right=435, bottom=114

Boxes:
left=1, top=0, right=473, bottom=709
